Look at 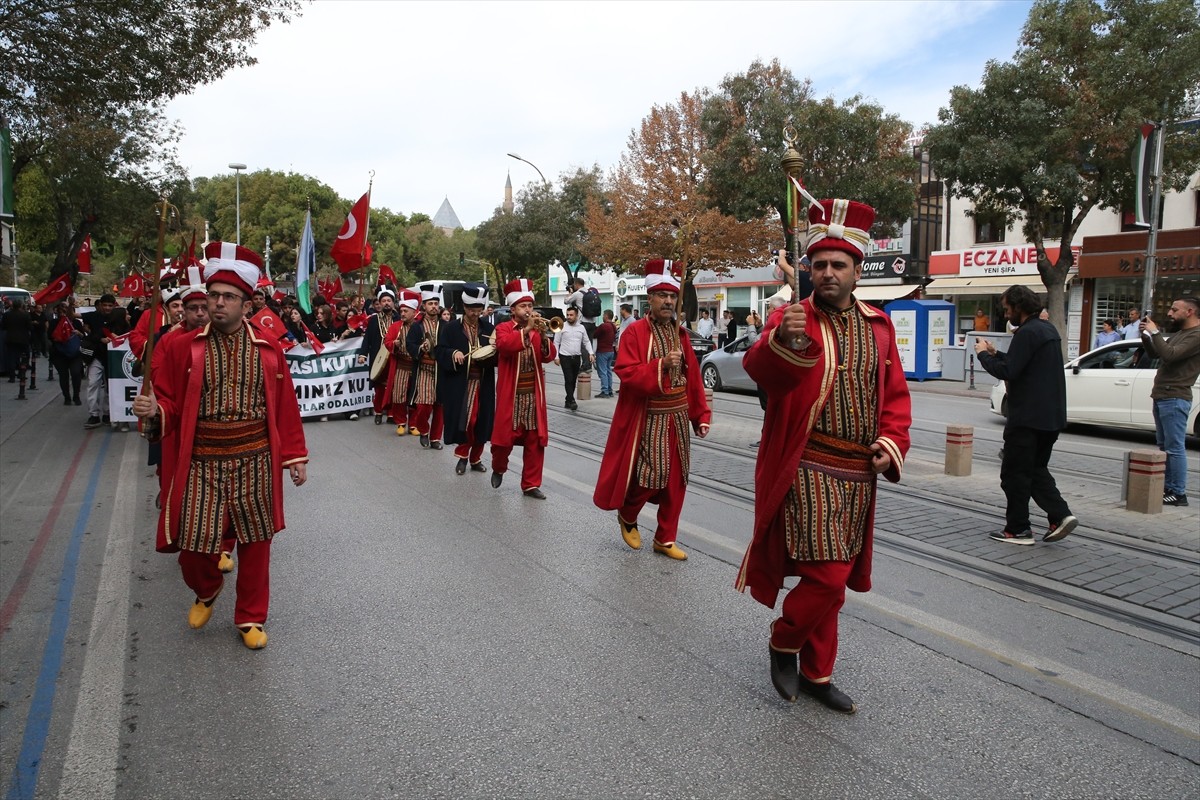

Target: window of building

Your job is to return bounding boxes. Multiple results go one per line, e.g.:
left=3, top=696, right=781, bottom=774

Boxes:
left=973, top=214, right=1006, bottom=244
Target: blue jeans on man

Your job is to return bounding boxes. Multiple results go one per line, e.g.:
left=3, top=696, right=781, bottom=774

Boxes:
left=1153, top=397, right=1191, bottom=497
left=596, top=351, right=615, bottom=396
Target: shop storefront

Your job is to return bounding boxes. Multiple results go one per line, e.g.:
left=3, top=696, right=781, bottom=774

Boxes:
left=926, top=243, right=1080, bottom=346
left=856, top=252, right=921, bottom=304
left=1077, top=227, right=1200, bottom=351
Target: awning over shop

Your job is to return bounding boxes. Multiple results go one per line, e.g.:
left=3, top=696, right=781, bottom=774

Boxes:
left=853, top=284, right=920, bottom=302
left=924, top=274, right=1068, bottom=296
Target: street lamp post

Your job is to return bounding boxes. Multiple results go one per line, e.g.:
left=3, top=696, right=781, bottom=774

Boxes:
left=506, top=152, right=551, bottom=303
left=228, top=162, right=247, bottom=245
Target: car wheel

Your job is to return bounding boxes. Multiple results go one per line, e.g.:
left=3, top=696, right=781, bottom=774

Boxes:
left=702, top=364, right=722, bottom=390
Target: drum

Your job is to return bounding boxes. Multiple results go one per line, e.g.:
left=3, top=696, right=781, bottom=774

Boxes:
left=469, top=344, right=496, bottom=362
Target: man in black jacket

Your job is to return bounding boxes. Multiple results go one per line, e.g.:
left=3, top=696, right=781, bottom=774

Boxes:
left=975, top=284, right=1078, bottom=545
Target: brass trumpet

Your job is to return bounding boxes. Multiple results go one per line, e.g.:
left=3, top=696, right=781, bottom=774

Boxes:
left=528, top=311, right=551, bottom=334
left=549, top=316, right=564, bottom=334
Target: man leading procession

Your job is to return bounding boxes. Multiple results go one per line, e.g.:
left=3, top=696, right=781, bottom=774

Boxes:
left=594, top=259, right=711, bottom=562
left=133, top=242, right=308, bottom=651
left=436, top=282, right=497, bottom=476
left=365, top=286, right=397, bottom=424
left=407, top=288, right=445, bottom=449
left=735, top=199, right=912, bottom=714
left=384, top=288, right=420, bottom=434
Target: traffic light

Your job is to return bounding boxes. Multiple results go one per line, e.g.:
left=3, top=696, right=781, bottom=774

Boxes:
left=459, top=252, right=465, bottom=266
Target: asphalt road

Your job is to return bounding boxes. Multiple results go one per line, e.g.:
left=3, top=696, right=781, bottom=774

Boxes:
left=1, top=383, right=1197, bottom=799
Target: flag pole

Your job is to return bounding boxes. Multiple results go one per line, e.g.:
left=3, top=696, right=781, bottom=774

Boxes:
left=140, top=198, right=174, bottom=407
left=363, top=171, right=373, bottom=300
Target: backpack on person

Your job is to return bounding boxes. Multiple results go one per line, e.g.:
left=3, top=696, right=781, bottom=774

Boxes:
left=582, top=288, right=601, bottom=318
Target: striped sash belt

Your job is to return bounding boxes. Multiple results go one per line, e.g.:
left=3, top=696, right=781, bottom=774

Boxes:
left=798, top=430, right=874, bottom=482
left=193, top=420, right=269, bottom=461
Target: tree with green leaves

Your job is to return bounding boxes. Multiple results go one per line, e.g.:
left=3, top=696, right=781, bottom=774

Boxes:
left=701, top=58, right=918, bottom=253
left=475, top=167, right=605, bottom=302
left=924, top=0, right=1200, bottom=348
left=2, top=0, right=301, bottom=281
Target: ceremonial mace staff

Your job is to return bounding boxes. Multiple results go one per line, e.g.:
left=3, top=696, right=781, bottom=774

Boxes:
left=781, top=125, right=822, bottom=347
left=138, top=198, right=177, bottom=438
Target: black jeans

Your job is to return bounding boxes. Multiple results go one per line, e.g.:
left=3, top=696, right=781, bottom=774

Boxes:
left=1000, top=426, right=1071, bottom=533
left=560, top=354, right=583, bottom=404
left=51, top=351, right=83, bottom=399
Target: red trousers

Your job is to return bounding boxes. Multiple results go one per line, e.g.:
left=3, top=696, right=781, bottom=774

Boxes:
left=412, top=403, right=444, bottom=439
left=372, top=384, right=389, bottom=415
left=388, top=402, right=409, bottom=427
left=619, top=450, right=686, bottom=545
left=769, top=559, right=853, bottom=682
left=178, top=539, right=272, bottom=627
left=454, top=436, right=486, bottom=463
left=491, top=428, right=544, bottom=491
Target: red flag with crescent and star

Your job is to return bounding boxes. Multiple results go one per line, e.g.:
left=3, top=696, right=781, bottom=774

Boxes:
left=34, top=273, right=75, bottom=305
left=120, top=273, right=148, bottom=298
left=76, top=235, right=92, bottom=274
left=250, top=307, right=288, bottom=339
left=330, top=191, right=371, bottom=274
left=377, top=264, right=396, bottom=287
left=346, top=312, right=368, bottom=332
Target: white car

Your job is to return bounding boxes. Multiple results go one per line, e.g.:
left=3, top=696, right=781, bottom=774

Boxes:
left=989, top=339, right=1200, bottom=436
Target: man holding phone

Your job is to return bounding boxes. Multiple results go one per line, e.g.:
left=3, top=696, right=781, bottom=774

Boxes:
left=1140, top=296, right=1200, bottom=507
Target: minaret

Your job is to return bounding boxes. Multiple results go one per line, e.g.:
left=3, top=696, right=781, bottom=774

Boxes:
left=503, top=171, right=514, bottom=214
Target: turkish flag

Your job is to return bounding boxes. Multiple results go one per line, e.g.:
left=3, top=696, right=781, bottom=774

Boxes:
left=333, top=276, right=343, bottom=296
left=304, top=325, right=326, bottom=355
left=251, top=307, right=288, bottom=339
left=76, top=235, right=92, bottom=274
left=377, top=264, right=396, bottom=287
left=363, top=242, right=374, bottom=266
left=120, top=273, right=146, bottom=298
left=346, top=312, right=368, bottom=332
left=330, top=191, right=371, bottom=273
left=34, top=273, right=75, bottom=305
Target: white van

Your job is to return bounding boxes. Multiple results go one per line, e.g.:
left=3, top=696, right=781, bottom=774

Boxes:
left=0, top=286, right=33, bottom=306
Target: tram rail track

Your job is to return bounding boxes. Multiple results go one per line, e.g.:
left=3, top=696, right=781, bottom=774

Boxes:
left=545, top=403, right=1200, bottom=648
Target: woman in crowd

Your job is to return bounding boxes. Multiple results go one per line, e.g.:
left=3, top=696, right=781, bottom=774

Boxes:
left=1093, top=319, right=1121, bottom=349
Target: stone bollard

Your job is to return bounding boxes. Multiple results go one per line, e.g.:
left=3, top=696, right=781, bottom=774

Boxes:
left=944, top=424, right=973, bottom=476
left=1126, top=449, right=1165, bottom=514
left=577, top=371, right=592, bottom=401
left=704, top=386, right=714, bottom=410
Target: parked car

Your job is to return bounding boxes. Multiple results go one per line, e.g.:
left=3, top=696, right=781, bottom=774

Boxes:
left=684, top=326, right=716, bottom=359
left=989, top=338, right=1200, bottom=436
left=699, top=334, right=757, bottom=391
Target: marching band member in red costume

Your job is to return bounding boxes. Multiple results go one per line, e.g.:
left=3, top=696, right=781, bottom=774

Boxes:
left=593, top=259, right=711, bottom=561
left=489, top=278, right=556, bottom=499
left=384, top=288, right=420, bottom=434
left=407, top=288, right=445, bottom=449
left=133, top=242, right=308, bottom=651
left=736, top=199, right=911, bottom=713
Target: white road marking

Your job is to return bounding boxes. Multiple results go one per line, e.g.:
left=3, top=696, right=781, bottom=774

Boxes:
left=58, top=436, right=140, bottom=800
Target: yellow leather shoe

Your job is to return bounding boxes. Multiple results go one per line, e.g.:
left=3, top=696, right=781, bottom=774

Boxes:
left=618, top=516, right=641, bottom=550
left=238, top=624, right=268, bottom=650
left=396, top=425, right=406, bottom=436
left=187, top=583, right=223, bottom=629
left=409, top=427, right=421, bottom=436
left=652, top=540, right=688, bottom=561
left=217, top=551, right=235, bottom=573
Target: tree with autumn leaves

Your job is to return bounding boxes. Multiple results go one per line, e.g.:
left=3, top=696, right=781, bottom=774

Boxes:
left=585, top=91, right=774, bottom=320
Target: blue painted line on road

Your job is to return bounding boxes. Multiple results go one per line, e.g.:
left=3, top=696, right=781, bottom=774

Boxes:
left=5, top=430, right=114, bottom=800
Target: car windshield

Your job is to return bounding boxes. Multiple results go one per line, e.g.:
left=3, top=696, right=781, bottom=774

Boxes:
left=1078, top=344, right=1158, bottom=370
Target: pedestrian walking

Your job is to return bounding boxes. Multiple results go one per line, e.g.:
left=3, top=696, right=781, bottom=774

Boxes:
left=1140, top=296, right=1200, bottom=507
left=594, top=310, right=617, bottom=397
left=490, top=278, right=556, bottom=499
left=975, top=284, right=1079, bottom=544
left=1, top=299, right=33, bottom=399
left=48, top=302, right=84, bottom=405
left=594, top=259, right=711, bottom=561
left=736, top=199, right=912, bottom=714
left=553, top=306, right=594, bottom=410
left=132, top=242, right=308, bottom=650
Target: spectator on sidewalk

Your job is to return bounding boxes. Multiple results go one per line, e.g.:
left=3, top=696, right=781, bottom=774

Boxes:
left=1121, top=307, right=1142, bottom=340
left=975, top=284, right=1078, bottom=545
left=1093, top=319, right=1121, bottom=349
left=695, top=309, right=715, bottom=341
left=1, top=299, right=34, bottom=399
left=715, top=309, right=730, bottom=348
left=616, top=303, right=635, bottom=348
left=1140, top=296, right=1200, bottom=507
left=594, top=309, right=617, bottom=398
left=553, top=306, right=594, bottom=410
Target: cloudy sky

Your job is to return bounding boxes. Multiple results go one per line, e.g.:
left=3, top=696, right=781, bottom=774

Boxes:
left=165, top=0, right=1032, bottom=230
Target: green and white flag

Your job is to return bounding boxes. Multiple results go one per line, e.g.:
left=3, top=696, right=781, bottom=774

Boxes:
left=296, top=208, right=316, bottom=314
left=1131, top=122, right=1156, bottom=229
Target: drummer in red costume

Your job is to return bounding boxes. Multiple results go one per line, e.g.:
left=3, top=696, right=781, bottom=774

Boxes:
left=490, top=278, right=556, bottom=499
left=593, top=259, right=711, bottom=561
left=735, top=199, right=911, bottom=713
left=133, top=242, right=308, bottom=651
left=384, top=288, right=420, bottom=435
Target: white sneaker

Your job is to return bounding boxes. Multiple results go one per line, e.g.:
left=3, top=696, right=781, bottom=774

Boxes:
left=349, top=413, right=360, bottom=421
